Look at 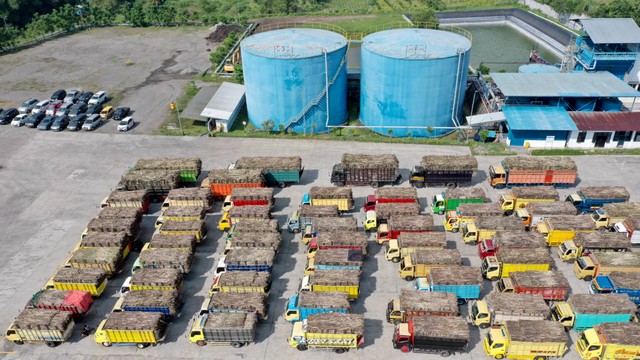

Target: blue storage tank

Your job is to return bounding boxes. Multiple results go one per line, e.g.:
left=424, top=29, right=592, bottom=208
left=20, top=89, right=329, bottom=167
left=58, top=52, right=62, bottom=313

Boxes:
left=360, top=28, right=471, bottom=137
left=241, top=28, right=348, bottom=133
left=518, top=64, right=561, bottom=73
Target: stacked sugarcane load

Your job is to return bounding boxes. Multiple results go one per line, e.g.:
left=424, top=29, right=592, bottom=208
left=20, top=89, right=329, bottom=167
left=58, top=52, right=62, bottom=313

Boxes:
left=134, top=157, right=202, bottom=184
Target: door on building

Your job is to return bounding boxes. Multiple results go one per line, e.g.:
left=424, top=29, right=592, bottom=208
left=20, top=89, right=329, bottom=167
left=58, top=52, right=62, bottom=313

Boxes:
left=545, top=136, right=555, bottom=148
left=593, top=132, right=610, bottom=148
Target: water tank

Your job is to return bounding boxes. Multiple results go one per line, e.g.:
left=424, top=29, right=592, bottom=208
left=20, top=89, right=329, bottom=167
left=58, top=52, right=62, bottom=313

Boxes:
left=518, top=64, right=560, bottom=73
left=360, top=28, right=471, bottom=137
left=241, top=28, right=348, bottom=133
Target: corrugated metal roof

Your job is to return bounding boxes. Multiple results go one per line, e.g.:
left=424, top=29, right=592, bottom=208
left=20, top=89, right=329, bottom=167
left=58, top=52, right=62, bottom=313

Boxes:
left=578, top=18, right=640, bottom=45
left=200, top=82, right=245, bottom=120
left=491, top=72, right=640, bottom=98
left=503, top=106, right=577, bottom=131
left=569, top=111, right=640, bottom=131
left=466, top=112, right=506, bottom=125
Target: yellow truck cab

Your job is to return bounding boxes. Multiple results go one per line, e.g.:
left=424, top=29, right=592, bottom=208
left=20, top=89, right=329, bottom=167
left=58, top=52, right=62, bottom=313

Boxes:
left=469, top=300, right=491, bottom=328
left=482, top=256, right=501, bottom=280
left=558, top=240, right=580, bottom=262
left=488, top=165, right=506, bottom=189
left=484, top=326, right=508, bottom=358
left=218, top=212, right=231, bottom=231
left=577, top=323, right=640, bottom=360
left=461, top=222, right=478, bottom=244
left=550, top=302, right=574, bottom=330
left=288, top=321, right=306, bottom=348
left=222, top=196, right=233, bottom=213
left=364, top=210, right=377, bottom=231
left=443, top=211, right=461, bottom=232
left=301, top=225, right=314, bottom=245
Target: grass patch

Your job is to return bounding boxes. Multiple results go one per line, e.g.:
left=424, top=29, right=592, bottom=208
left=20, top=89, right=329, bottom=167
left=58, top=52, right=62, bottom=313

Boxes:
left=157, top=81, right=204, bottom=136
left=531, top=148, right=640, bottom=156
left=469, top=141, right=517, bottom=156
left=318, top=13, right=406, bottom=33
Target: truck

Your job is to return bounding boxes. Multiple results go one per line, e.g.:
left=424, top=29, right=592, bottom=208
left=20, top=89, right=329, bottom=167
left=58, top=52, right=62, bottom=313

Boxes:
left=300, top=269, right=360, bottom=300
left=203, top=168, right=264, bottom=199
left=65, top=246, right=124, bottom=276
left=117, top=169, right=181, bottom=200
left=399, top=249, right=462, bottom=281
left=79, top=231, right=133, bottom=261
left=219, top=205, right=270, bottom=231
left=614, top=217, right=640, bottom=246
left=409, top=155, right=477, bottom=188
left=469, top=292, right=550, bottom=328
left=516, top=201, right=577, bottom=230
left=330, top=153, right=402, bottom=187
left=431, top=187, right=487, bottom=215
left=483, top=320, right=568, bottom=359
left=134, top=157, right=202, bottom=184
left=222, top=187, right=274, bottom=212
left=289, top=313, right=365, bottom=353
left=100, top=189, right=151, bottom=214
left=199, top=292, right=267, bottom=320
left=235, top=156, right=303, bottom=188
left=148, top=234, right=196, bottom=251
left=364, top=202, right=421, bottom=232
left=478, top=231, right=547, bottom=260
left=301, top=217, right=357, bottom=245
left=574, top=252, right=640, bottom=280
left=499, top=186, right=559, bottom=215
left=303, top=186, right=354, bottom=212
left=95, top=311, right=167, bottom=348
left=558, top=231, right=630, bottom=262
left=377, top=215, right=434, bottom=245
left=215, top=248, right=276, bottom=275
left=414, top=266, right=482, bottom=304
left=84, top=216, right=140, bottom=240
left=497, top=270, right=570, bottom=301
left=4, top=308, right=74, bottom=347
left=444, top=203, right=503, bottom=232
left=158, top=219, right=207, bottom=242
left=227, top=218, right=279, bottom=237
left=488, top=156, right=578, bottom=189
left=285, top=291, right=350, bottom=322
left=592, top=202, right=640, bottom=230
left=132, top=243, right=194, bottom=273
left=287, top=205, right=339, bottom=233
left=45, top=267, right=108, bottom=297
left=155, top=206, right=205, bottom=228
left=482, top=248, right=553, bottom=281
left=576, top=322, right=640, bottom=360
left=224, top=232, right=281, bottom=255
left=119, top=268, right=183, bottom=296
left=161, top=187, right=213, bottom=211
left=385, top=232, right=446, bottom=263
left=189, top=312, right=257, bottom=347
left=387, top=289, right=459, bottom=324
left=27, top=290, right=93, bottom=320
left=307, top=231, right=368, bottom=258
left=536, top=215, right=596, bottom=247
left=551, top=293, right=636, bottom=332
left=305, top=248, right=363, bottom=275
left=209, top=271, right=271, bottom=294
left=364, top=187, right=418, bottom=212
left=113, top=290, right=180, bottom=318
left=566, top=186, right=630, bottom=214
left=462, top=216, right=525, bottom=245
left=590, top=272, right=640, bottom=306
left=393, top=315, right=469, bottom=355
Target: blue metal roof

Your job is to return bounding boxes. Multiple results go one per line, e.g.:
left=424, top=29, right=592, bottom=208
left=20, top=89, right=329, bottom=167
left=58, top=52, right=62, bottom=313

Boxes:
left=241, top=28, right=347, bottom=59
left=363, top=29, right=471, bottom=59
left=503, top=106, right=578, bottom=131
left=491, top=72, right=640, bottom=98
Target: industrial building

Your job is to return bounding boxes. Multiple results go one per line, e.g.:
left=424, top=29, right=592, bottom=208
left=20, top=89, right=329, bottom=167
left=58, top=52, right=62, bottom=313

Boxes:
left=567, top=112, right=640, bottom=149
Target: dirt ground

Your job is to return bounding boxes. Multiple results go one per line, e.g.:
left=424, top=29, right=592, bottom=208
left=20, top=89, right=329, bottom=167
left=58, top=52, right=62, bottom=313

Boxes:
left=0, top=26, right=212, bottom=134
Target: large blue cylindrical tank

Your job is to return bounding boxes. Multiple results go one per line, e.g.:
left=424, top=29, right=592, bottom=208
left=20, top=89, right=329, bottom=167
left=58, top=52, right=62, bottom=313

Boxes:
left=241, top=28, right=348, bottom=133
left=360, top=28, right=471, bottom=137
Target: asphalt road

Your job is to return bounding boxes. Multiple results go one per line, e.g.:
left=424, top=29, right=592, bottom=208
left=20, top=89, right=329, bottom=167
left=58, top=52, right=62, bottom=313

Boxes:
left=1, top=128, right=639, bottom=360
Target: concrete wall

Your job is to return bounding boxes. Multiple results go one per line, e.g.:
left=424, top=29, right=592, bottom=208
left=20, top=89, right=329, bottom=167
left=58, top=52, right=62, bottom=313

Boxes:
left=566, top=130, right=640, bottom=148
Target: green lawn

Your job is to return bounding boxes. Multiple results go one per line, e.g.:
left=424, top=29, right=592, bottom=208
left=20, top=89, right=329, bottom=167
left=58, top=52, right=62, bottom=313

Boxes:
left=320, top=13, right=407, bottom=34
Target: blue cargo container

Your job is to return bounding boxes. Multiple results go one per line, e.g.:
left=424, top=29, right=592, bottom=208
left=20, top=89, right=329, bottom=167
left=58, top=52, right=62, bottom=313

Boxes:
left=263, top=169, right=302, bottom=188
left=572, top=313, right=632, bottom=332
left=591, top=275, right=640, bottom=305
left=121, top=305, right=173, bottom=318
left=284, top=295, right=348, bottom=322
left=414, top=277, right=481, bottom=304
left=565, top=189, right=629, bottom=213
left=227, top=264, right=271, bottom=272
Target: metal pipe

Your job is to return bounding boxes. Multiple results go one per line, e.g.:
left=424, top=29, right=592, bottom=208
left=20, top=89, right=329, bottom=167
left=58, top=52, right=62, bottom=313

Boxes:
left=324, top=48, right=330, bottom=127
left=451, top=48, right=464, bottom=127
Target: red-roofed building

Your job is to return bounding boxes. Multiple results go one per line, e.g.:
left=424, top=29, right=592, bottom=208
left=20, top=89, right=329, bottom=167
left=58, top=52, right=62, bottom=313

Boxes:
left=567, top=112, right=640, bottom=148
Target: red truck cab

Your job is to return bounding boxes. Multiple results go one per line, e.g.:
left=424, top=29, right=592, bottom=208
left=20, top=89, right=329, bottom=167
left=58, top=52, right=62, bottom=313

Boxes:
left=364, top=195, right=377, bottom=212
left=478, top=239, right=496, bottom=260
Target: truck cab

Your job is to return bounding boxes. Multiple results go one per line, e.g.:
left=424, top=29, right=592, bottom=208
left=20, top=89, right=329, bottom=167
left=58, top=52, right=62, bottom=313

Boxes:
left=550, top=302, right=574, bottom=330
left=443, top=211, right=460, bottom=232
left=481, top=256, right=501, bottom=280
left=565, top=193, right=585, bottom=210
left=363, top=195, right=377, bottom=212
left=376, top=223, right=390, bottom=244
left=218, top=212, right=231, bottom=231
left=496, top=278, right=514, bottom=293
left=288, top=321, right=308, bottom=349
left=284, top=295, right=301, bottom=322
left=558, top=240, right=579, bottom=262
left=515, top=208, right=532, bottom=229
left=409, top=166, right=426, bottom=188
left=330, top=164, right=345, bottom=186
left=483, top=327, right=508, bottom=357
left=431, top=194, right=445, bottom=214
left=398, top=255, right=417, bottom=281
left=488, top=165, right=507, bottom=189
left=469, top=300, right=491, bottom=328
left=589, top=275, right=614, bottom=294
left=591, top=209, right=609, bottom=229
left=215, top=257, right=227, bottom=276
left=392, top=323, right=412, bottom=350
left=304, top=258, right=316, bottom=276
left=499, top=193, right=516, bottom=214
left=385, top=239, right=401, bottom=262
left=364, top=210, right=377, bottom=231
left=222, top=196, right=233, bottom=212
left=301, top=193, right=311, bottom=206
left=301, top=225, right=315, bottom=245
left=574, top=256, right=596, bottom=280
left=188, top=314, right=208, bottom=344
left=287, top=210, right=301, bottom=233
left=298, top=276, right=311, bottom=292
left=478, top=239, right=496, bottom=259
left=576, top=329, right=605, bottom=360
left=386, top=298, right=404, bottom=323
left=461, top=222, right=478, bottom=244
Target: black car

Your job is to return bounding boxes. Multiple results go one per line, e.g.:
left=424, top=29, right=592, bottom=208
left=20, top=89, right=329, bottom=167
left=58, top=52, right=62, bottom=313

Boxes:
left=24, top=112, right=46, bottom=128
left=37, top=115, right=56, bottom=130
left=113, top=107, right=130, bottom=121
left=68, top=114, right=86, bottom=131
left=51, top=115, right=69, bottom=131
left=50, top=89, right=67, bottom=101
left=0, top=108, right=19, bottom=124
left=78, top=91, right=94, bottom=104
left=86, top=103, right=103, bottom=116
left=69, top=103, right=88, bottom=117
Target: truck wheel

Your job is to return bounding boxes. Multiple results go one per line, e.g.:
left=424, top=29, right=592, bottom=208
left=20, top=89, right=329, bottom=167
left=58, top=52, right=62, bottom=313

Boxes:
left=495, top=184, right=506, bottom=189
left=489, top=276, right=498, bottom=281
left=445, top=183, right=457, bottom=189
left=46, top=342, right=59, bottom=348
left=457, top=298, right=467, bottom=305
left=293, top=228, right=300, bottom=234
left=102, top=342, right=112, bottom=347
left=494, top=355, right=504, bottom=359
left=401, top=345, right=410, bottom=353
left=370, top=181, right=379, bottom=188
left=479, top=323, right=490, bottom=329
left=452, top=228, right=459, bottom=233
left=196, top=340, right=206, bottom=346
left=231, top=342, right=244, bottom=348
left=404, top=276, right=415, bottom=281
left=278, top=182, right=286, bottom=188
left=440, top=350, right=452, bottom=357
left=413, top=182, right=424, bottom=189
left=136, top=343, right=150, bottom=349
left=438, top=210, right=444, bottom=215
left=297, top=344, right=308, bottom=351
left=12, top=340, right=24, bottom=345
left=334, top=348, right=346, bottom=354
left=392, top=257, right=400, bottom=263
left=584, top=276, right=593, bottom=281
left=533, top=357, right=547, bottom=360
left=335, top=182, right=345, bottom=187
left=504, top=210, right=513, bottom=216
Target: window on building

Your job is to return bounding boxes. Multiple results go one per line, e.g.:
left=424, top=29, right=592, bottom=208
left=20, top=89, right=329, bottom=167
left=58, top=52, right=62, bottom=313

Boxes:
left=577, top=132, right=587, bottom=143
left=635, top=132, right=640, bottom=142
left=613, top=131, right=633, bottom=142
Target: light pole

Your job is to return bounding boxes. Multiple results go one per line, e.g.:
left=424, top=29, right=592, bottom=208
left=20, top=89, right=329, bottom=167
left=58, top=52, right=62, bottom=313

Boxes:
left=242, top=121, right=247, bottom=133
left=170, top=101, right=184, bottom=136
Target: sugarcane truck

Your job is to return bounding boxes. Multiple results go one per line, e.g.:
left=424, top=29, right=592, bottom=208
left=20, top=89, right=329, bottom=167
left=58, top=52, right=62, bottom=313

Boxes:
left=592, top=202, right=640, bottom=230
left=219, top=205, right=271, bottom=232
left=461, top=216, right=525, bottom=245
left=100, top=189, right=152, bottom=214
left=307, top=231, right=367, bottom=258
left=399, top=249, right=462, bottom=281
left=364, top=202, right=421, bottom=232
left=299, top=269, right=360, bottom=301
left=215, top=248, right=275, bottom=275
left=589, top=272, right=640, bottom=306
left=516, top=201, right=578, bottom=230
left=576, top=322, right=640, bottom=360
left=204, top=168, right=264, bottom=199
left=536, top=215, right=596, bottom=247
left=161, top=187, right=212, bottom=211
left=119, top=268, right=183, bottom=297
left=414, top=266, right=482, bottom=304
left=614, top=217, right=640, bottom=246
left=4, top=308, right=75, bottom=347
left=409, top=155, right=477, bottom=188
left=565, top=186, right=630, bottom=214
left=387, top=290, right=459, bottom=324
left=444, top=203, right=503, bottom=232
left=94, top=311, right=167, bottom=348
left=478, top=231, right=547, bottom=260
left=224, top=232, right=281, bottom=255
left=235, top=156, right=303, bottom=188
left=27, top=290, right=93, bottom=320
left=499, top=186, right=559, bottom=215
left=209, top=271, right=271, bottom=294
left=304, top=248, right=363, bottom=276
left=285, top=291, right=349, bottom=322
left=497, top=270, right=570, bottom=301
left=300, top=217, right=357, bottom=245
left=482, top=248, right=553, bottom=281
left=377, top=214, right=434, bottom=245
left=393, top=315, right=469, bottom=355
left=302, top=186, right=353, bottom=213
left=198, top=292, right=267, bottom=320
left=45, top=267, right=108, bottom=297
left=113, top=290, right=180, bottom=318
left=488, top=156, right=578, bottom=189
left=431, top=187, right=486, bottom=215
left=189, top=312, right=257, bottom=347
left=288, top=313, right=364, bottom=353
left=330, top=153, right=402, bottom=187
left=483, top=320, right=568, bottom=359
left=222, top=187, right=274, bottom=212
left=469, top=292, right=550, bottom=328
left=558, top=231, right=630, bottom=262
left=551, top=293, right=636, bottom=332
left=287, top=205, right=339, bottom=233
left=364, top=187, right=418, bottom=212
left=385, top=231, right=446, bottom=263
left=574, top=252, right=640, bottom=280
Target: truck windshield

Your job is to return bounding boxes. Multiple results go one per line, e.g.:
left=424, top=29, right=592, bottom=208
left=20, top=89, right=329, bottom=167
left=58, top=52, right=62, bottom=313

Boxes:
left=471, top=303, right=478, bottom=319
left=399, top=259, right=406, bottom=269
left=489, top=166, right=495, bottom=178
left=592, top=211, right=604, bottom=222
left=558, top=242, right=568, bottom=254
left=576, top=257, right=588, bottom=270
left=486, top=331, right=495, bottom=347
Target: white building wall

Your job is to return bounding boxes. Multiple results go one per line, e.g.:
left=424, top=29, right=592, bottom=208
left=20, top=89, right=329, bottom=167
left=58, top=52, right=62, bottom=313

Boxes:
left=523, top=139, right=567, bottom=148
left=566, top=131, right=640, bottom=149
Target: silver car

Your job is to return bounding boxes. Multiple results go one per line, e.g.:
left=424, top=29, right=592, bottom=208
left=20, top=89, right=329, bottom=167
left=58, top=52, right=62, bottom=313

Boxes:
left=18, top=98, right=38, bottom=114
left=82, top=114, right=102, bottom=131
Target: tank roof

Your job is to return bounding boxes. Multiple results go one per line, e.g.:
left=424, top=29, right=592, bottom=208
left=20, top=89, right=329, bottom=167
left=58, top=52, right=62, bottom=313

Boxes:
left=242, top=28, right=347, bottom=59
left=363, top=28, right=471, bottom=59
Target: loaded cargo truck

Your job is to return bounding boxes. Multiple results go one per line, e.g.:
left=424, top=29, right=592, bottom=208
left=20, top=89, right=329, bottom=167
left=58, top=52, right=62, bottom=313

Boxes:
left=497, top=270, right=569, bottom=301
left=222, top=187, right=274, bottom=212
left=227, top=219, right=279, bottom=237
left=287, top=205, right=339, bottom=234
left=301, top=217, right=357, bottom=245
left=119, top=268, right=183, bottom=296
left=161, top=187, right=213, bottom=211
left=516, top=201, right=577, bottom=230
left=78, top=231, right=133, bottom=262
left=482, top=248, right=553, bottom=281
left=377, top=215, right=434, bottom=245
left=469, top=292, right=550, bottom=328
left=387, top=289, right=459, bottom=324
left=364, top=202, right=421, bottom=232
left=566, top=186, right=630, bottom=214
left=224, top=232, right=281, bottom=255
left=536, top=215, right=596, bottom=247
left=305, top=248, right=363, bottom=275
left=189, top=312, right=257, bottom=347
left=4, top=308, right=74, bottom=347
left=444, top=203, right=503, bottom=232
left=131, top=243, right=194, bottom=273
left=299, top=269, right=360, bottom=300
left=478, top=231, right=547, bottom=260
left=499, top=186, right=559, bottom=215
left=159, top=219, right=206, bottom=243
left=210, top=271, right=271, bottom=294
left=235, top=156, right=303, bottom=188
left=364, top=187, right=418, bottom=212
left=307, top=231, right=368, bottom=258
left=285, top=291, right=349, bottom=322
left=590, top=272, right=640, bottom=306
left=199, top=292, right=267, bottom=320
left=431, top=187, right=486, bottom=215
left=576, top=322, right=640, bottom=360
left=45, top=267, right=108, bottom=297
left=83, top=216, right=140, bottom=240
left=100, top=189, right=151, bottom=214
left=155, top=206, right=205, bottom=228
left=27, top=290, right=93, bottom=320
left=592, top=202, right=640, bottom=230
left=574, top=252, right=640, bottom=280
left=462, top=216, right=525, bottom=245
left=148, top=234, right=196, bottom=251
left=551, top=293, right=636, bottom=332
left=215, top=248, right=276, bottom=275
left=614, top=217, right=640, bottom=246
left=134, top=157, right=202, bottom=184
left=330, top=153, right=402, bottom=187
left=289, top=313, right=365, bottom=353
left=414, top=266, right=482, bottom=304
left=488, top=156, right=578, bottom=189
left=117, top=169, right=181, bottom=199
left=385, top=232, right=446, bottom=263
left=399, top=249, right=462, bottom=281
left=303, top=186, right=354, bottom=213
left=219, top=205, right=270, bottom=232
left=65, top=247, right=124, bottom=277
left=409, top=155, right=477, bottom=188
left=113, top=290, right=180, bottom=318
left=95, top=311, right=167, bottom=348
left=558, top=231, right=630, bottom=262
left=393, top=315, right=469, bottom=355
left=483, top=320, right=568, bottom=359
left=203, top=168, right=264, bottom=199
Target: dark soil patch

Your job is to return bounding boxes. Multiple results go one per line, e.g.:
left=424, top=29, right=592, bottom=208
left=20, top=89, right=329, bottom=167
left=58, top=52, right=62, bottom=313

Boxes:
left=205, top=24, right=244, bottom=44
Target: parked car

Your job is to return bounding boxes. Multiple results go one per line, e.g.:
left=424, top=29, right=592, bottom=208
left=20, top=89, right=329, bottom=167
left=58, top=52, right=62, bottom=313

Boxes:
left=82, top=114, right=102, bottom=131
left=0, top=108, right=19, bottom=124
left=64, top=90, right=81, bottom=104
left=38, top=115, right=56, bottom=130
left=11, top=113, right=29, bottom=127
left=86, top=103, right=103, bottom=116
left=78, top=91, right=94, bottom=104
left=112, top=107, right=130, bottom=121
left=24, top=112, right=46, bottom=128
left=51, top=115, right=69, bottom=131
left=67, top=114, right=86, bottom=131
left=50, top=89, right=67, bottom=101
left=45, top=100, right=63, bottom=116
left=69, top=103, right=87, bottom=117
left=56, top=102, right=73, bottom=116
left=100, top=106, right=114, bottom=119
left=118, top=116, right=135, bottom=131
left=18, top=98, right=39, bottom=114
left=88, top=91, right=108, bottom=105
left=31, top=100, right=50, bottom=114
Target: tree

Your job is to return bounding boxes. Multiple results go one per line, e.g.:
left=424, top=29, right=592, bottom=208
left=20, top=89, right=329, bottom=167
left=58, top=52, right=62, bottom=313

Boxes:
left=421, top=0, right=443, bottom=10
left=261, top=119, right=275, bottom=132
left=412, top=8, right=438, bottom=28
left=233, top=63, right=244, bottom=83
